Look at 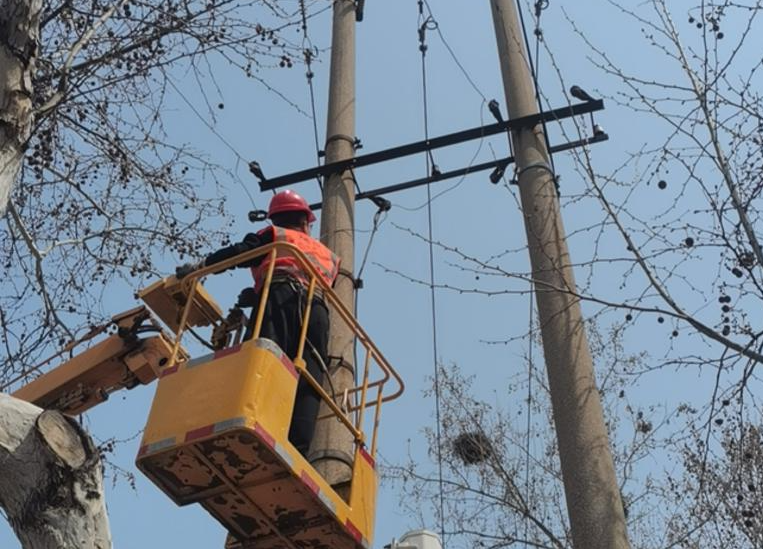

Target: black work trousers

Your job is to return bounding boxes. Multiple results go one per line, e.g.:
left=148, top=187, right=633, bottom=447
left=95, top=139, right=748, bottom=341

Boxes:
left=251, top=281, right=329, bottom=457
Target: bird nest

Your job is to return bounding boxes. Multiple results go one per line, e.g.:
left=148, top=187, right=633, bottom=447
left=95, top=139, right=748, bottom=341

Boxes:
left=452, top=430, right=494, bottom=465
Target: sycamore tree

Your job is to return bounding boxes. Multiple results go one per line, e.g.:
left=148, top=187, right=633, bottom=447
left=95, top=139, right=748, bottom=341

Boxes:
left=0, top=0, right=320, bottom=379
left=0, top=0, right=325, bottom=546
left=390, top=1, right=763, bottom=547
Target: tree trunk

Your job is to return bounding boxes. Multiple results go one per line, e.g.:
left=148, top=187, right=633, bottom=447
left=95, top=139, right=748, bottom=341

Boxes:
left=0, top=0, right=41, bottom=213
left=0, top=394, right=112, bottom=549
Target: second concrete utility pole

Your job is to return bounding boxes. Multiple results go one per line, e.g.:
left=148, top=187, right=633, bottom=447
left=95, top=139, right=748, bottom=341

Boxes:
left=489, top=1, right=630, bottom=547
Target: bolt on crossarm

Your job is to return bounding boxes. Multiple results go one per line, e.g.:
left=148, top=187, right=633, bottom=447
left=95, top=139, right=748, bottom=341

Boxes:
left=489, top=0, right=630, bottom=547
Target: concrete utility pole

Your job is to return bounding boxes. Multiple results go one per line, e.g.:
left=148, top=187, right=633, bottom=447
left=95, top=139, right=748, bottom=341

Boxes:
left=309, top=0, right=357, bottom=490
left=489, top=1, right=630, bottom=548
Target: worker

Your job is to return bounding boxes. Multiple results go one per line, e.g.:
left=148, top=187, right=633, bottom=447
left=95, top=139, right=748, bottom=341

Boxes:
left=176, top=189, right=340, bottom=457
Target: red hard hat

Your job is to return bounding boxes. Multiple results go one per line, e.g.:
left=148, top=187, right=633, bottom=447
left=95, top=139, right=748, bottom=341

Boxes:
left=267, top=190, right=316, bottom=223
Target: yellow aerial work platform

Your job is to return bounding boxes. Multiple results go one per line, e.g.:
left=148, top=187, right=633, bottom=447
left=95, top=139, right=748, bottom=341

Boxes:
left=135, top=243, right=404, bottom=549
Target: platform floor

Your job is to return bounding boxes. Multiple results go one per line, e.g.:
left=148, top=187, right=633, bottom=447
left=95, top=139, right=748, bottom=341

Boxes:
left=140, top=427, right=358, bottom=549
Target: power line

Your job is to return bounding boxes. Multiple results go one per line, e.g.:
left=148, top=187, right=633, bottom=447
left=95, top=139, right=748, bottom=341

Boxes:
left=524, top=287, right=535, bottom=544
left=516, top=0, right=557, bottom=180
left=165, top=76, right=259, bottom=209
left=356, top=209, right=387, bottom=284
left=392, top=0, right=490, bottom=214
left=423, top=0, right=487, bottom=102
left=353, top=204, right=389, bottom=387
left=299, top=0, right=324, bottom=176
left=393, top=106, right=487, bottom=212
left=417, top=1, right=446, bottom=545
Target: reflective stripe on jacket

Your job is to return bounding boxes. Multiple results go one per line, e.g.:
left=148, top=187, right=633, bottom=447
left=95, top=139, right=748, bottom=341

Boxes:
left=251, top=226, right=340, bottom=290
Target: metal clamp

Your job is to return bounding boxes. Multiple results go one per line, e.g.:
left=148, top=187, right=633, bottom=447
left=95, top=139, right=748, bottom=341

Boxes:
left=328, top=355, right=355, bottom=376
left=513, top=161, right=560, bottom=195
left=516, top=161, right=554, bottom=179
left=306, top=448, right=355, bottom=468
left=336, top=267, right=362, bottom=289
left=355, top=0, right=366, bottom=22
left=323, top=134, right=362, bottom=157
left=325, top=133, right=356, bottom=149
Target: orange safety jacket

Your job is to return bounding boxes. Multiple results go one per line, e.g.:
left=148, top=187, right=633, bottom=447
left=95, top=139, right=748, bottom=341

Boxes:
left=251, top=226, right=340, bottom=291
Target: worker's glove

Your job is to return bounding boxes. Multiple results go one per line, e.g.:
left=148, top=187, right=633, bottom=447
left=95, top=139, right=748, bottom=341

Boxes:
left=236, top=287, right=259, bottom=308
left=175, top=260, right=204, bottom=279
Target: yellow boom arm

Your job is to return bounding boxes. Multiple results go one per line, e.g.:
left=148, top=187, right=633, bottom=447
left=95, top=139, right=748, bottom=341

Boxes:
left=11, top=307, right=185, bottom=415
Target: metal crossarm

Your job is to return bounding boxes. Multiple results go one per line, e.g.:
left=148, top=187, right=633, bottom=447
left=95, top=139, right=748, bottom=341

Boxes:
left=307, top=131, right=609, bottom=210
left=259, top=100, right=605, bottom=191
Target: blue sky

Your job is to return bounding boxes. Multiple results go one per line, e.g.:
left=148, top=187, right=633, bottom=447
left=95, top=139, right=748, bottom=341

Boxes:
left=5, top=1, right=762, bottom=547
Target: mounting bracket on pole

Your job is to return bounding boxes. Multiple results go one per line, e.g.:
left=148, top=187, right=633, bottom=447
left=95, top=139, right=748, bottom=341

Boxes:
left=255, top=100, right=609, bottom=211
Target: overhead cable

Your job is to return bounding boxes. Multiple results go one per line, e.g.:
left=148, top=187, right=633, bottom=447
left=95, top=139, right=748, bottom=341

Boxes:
left=417, top=1, right=446, bottom=545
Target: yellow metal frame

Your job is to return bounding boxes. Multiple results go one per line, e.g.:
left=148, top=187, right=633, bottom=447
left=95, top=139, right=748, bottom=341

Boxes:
left=163, top=241, right=404, bottom=457
left=136, top=241, right=403, bottom=548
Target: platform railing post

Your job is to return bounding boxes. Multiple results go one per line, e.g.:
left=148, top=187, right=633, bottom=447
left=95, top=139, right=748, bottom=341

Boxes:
left=370, top=387, right=384, bottom=456
left=252, top=248, right=278, bottom=340
left=167, top=282, right=197, bottom=370
left=355, top=351, right=372, bottom=434
left=294, top=277, right=317, bottom=369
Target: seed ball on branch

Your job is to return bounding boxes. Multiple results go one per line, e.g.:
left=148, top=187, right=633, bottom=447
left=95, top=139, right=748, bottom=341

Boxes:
left=740, top=252, right=755, bottom=268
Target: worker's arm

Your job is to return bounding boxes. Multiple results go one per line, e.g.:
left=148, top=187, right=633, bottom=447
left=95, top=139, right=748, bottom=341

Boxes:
left=176, top=228, right=274, bottom=278
left=204, top=229, right=274, bottom=270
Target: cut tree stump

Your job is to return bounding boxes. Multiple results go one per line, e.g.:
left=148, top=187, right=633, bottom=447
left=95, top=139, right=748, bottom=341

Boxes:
left=0, top=393, right=112, bottom=549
